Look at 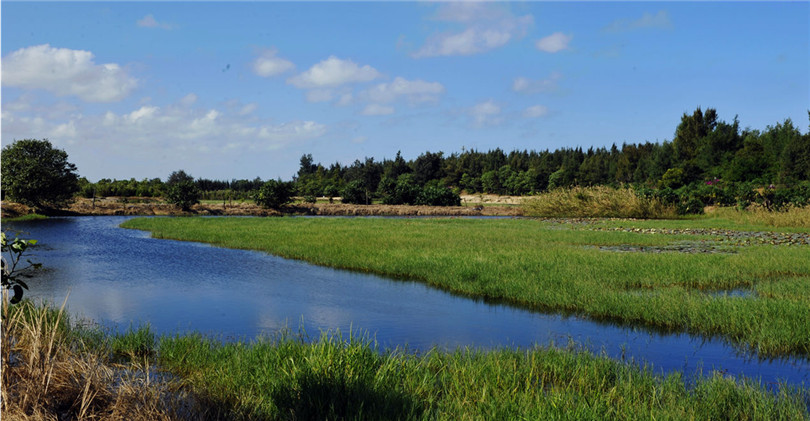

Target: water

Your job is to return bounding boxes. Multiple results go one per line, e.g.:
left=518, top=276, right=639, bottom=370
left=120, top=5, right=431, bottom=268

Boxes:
left=4, top=216, right=809, bottom=388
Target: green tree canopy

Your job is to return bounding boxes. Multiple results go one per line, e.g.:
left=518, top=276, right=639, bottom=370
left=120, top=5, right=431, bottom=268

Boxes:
left=255, top=179, right=293, bottom=209
left=164, top=170, right=200, bottom=210
left=1, top=139, right=79, bottom=208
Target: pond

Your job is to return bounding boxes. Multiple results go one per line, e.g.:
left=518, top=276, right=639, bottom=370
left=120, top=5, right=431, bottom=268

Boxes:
left=4, top=216, right=809, bottom=388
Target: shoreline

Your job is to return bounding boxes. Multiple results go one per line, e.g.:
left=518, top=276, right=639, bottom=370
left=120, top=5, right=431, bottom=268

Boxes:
left=1, top=197, right=524, bottom=219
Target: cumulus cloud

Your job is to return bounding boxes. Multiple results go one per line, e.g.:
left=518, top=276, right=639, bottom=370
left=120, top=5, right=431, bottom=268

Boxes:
left=604, top=10, right=673, bottom=33
left=361, top=104, right=395, bottom=116
left=252, top=48, right=295, bottom=77
left=2, top=96, right=326, bottom=158
left=136, top=14, right=174, bottom=30
left=470, top=100, right=503, bottom=127
left=413, top=3, right=533, bottom=58
left=287, top=56, right=381, bottom=89
left=512, top=72, right=562, bottom=94
left=361, top=77, right=445, bottom=104
left=535, top=32, right=572, bottom=53
left=1, top=44, right=137, bottom=102
left=523, top=105, right=549, bottom=118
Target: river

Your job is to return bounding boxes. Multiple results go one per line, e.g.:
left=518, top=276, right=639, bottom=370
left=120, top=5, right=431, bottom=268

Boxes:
left=4, top=216, right=808, bottom=387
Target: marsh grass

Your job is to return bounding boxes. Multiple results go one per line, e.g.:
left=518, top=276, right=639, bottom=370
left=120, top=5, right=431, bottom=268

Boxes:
left=156, top=330, right=809, bottom=420
left=4, top=300, right=808, bottom=419
left=122, top=217, right=810, bottom=358
left=709, top=205, right=810, bottom=229
left=523, top=186, right=677, bottom=219
left=0, top=297, right=201, bottom=420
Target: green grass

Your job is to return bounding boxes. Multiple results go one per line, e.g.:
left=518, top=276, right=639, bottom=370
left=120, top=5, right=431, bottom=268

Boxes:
left=7, top=299, right=807, bottom=420
left=5, top=213, right=48, bottom=221
left=121, top=217, right=810, bottom=359
left=156, top=331, right=810, bottom=420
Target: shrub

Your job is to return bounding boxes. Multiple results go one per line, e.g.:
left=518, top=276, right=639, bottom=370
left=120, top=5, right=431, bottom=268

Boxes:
left=165, top=181, right=200, bottom=211
left=255, top=180, right=293, bottom=209
left=416, top=186, right=461, bottom=206
left=677, top=196, right=705, bottom=215
left=341, top=180, right=367, bottom=204
left=382, top=174, right=421, bottom=205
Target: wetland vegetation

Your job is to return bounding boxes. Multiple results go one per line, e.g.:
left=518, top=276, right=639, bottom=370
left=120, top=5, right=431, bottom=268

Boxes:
left=3, top=300, right=809, bottom=420
left=122, top=216, right=810, bottom=359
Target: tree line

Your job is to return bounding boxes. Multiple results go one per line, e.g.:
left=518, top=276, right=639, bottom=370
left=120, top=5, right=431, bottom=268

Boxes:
left=3, top=107, right=810, bottom=211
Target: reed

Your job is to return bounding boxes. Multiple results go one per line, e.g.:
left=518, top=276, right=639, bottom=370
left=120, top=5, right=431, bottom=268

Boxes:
left=523, top=186, right=677, bottom=219
left=708, top=205, right=810, bottom=229
left=1, top=297, right=199, bottom=420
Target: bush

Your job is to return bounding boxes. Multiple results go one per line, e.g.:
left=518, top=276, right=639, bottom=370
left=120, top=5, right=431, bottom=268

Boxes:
left=416, top=186, right=461, bottom=207
left=381, top=174, right=421, bottom=205
left=677, top=196, right=705, bottom=215
left=165, top=181, right=200, bottom=211
left=255, top=180, right=293, bottom=209
left=341, top=181, right=367, bottom=204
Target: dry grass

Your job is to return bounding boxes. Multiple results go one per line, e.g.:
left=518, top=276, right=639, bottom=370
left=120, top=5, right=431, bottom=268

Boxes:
left=522, top=186, right=677, bottom=219
left=708, top=205, right=810, bottom=228
left=1, top=296, right=203, bottom=421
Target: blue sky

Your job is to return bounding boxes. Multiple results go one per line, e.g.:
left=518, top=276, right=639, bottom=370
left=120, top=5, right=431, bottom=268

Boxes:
left=2, top=1, right=807, bottom=182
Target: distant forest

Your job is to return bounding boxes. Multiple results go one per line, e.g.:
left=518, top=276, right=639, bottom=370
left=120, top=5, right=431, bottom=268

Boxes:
left=81, top=107, right=810, bottom=208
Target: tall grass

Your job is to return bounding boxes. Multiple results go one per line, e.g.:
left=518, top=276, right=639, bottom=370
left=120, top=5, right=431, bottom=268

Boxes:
left=1, top=297, right=198, bottom=420
left=709, top=205, right=810, bottom=229
left=5, top=300, right=808, bottom=419
left=122, top=217, right=810, bottom=358
left=158, top=331, right=809, bottom=420
left=522, top=186, right=677, bottom=219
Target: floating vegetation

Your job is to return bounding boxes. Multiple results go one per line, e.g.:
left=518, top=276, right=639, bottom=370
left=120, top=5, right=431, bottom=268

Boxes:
left=593, top=227, right=810, bottom=246
left=585, top=242, right=737, bottom=254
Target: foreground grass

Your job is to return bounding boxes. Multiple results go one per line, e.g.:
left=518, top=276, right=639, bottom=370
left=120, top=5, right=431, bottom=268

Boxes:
left=4, top=300, right=808, bottom=420
left=122, top=217, right=810, bottom=358
left=160, top=331, right=809, bottom=420
left=1, top=299, right=195, bottom=420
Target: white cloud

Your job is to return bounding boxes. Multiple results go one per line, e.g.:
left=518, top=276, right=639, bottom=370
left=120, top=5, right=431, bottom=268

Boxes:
left=136, top=14, right=174, bottom=30
left=336, top=93, right=354, bottom=106
left=287, top=56, right=381, bottom=89
left=361, top=77, right=445, bottom=104
left=413, top=3, right=533, bottom=58
left=470, top=100, right=503, bottom=127
left=305, top=89, right=336, bottom=103
left=2, top=96, right=327, bottom=159
left=239, top=103, right=258, bottom=115
left=604, top=10, right=673, bottom=33
left=523, top=105, right=549, bottom=118
left=1, top=44, right=137, bottom=102
left=252, top=48, right=295, bottom=77
left=361, top=104, right=395, bottom=116
left=535, top=32, right=572, bottom=53
left=179, top=93, right=198, bottom=107
left=512, top=72, right=562, bottom=94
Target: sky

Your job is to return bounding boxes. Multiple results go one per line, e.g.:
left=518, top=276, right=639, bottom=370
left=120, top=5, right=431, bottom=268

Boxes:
left=1, top=1, right=808, bottom=182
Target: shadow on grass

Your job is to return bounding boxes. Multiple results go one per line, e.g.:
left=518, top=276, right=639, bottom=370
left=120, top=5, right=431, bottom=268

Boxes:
left=270, top=372, right=425, bottom=420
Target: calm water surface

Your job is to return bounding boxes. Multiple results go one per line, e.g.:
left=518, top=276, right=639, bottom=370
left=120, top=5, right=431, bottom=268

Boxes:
left=4, top=216, right=809, bottom=387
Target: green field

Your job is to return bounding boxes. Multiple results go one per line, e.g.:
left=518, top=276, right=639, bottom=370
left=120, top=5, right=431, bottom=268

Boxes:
left=122, top=216, right=810, bottom=359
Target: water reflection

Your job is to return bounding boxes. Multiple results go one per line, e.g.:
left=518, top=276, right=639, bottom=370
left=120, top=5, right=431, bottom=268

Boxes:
left=5, top=216, right=809, bottom=387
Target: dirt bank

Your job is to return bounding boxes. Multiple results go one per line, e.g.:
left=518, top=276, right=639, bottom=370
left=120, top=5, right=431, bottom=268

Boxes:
left=2, top=198, right=524, bottom=219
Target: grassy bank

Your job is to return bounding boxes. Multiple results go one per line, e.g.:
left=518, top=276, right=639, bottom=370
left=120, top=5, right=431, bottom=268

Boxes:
left=3, top=300, right=808, bottom=420
left=121, top=217, right=810, bottom=359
